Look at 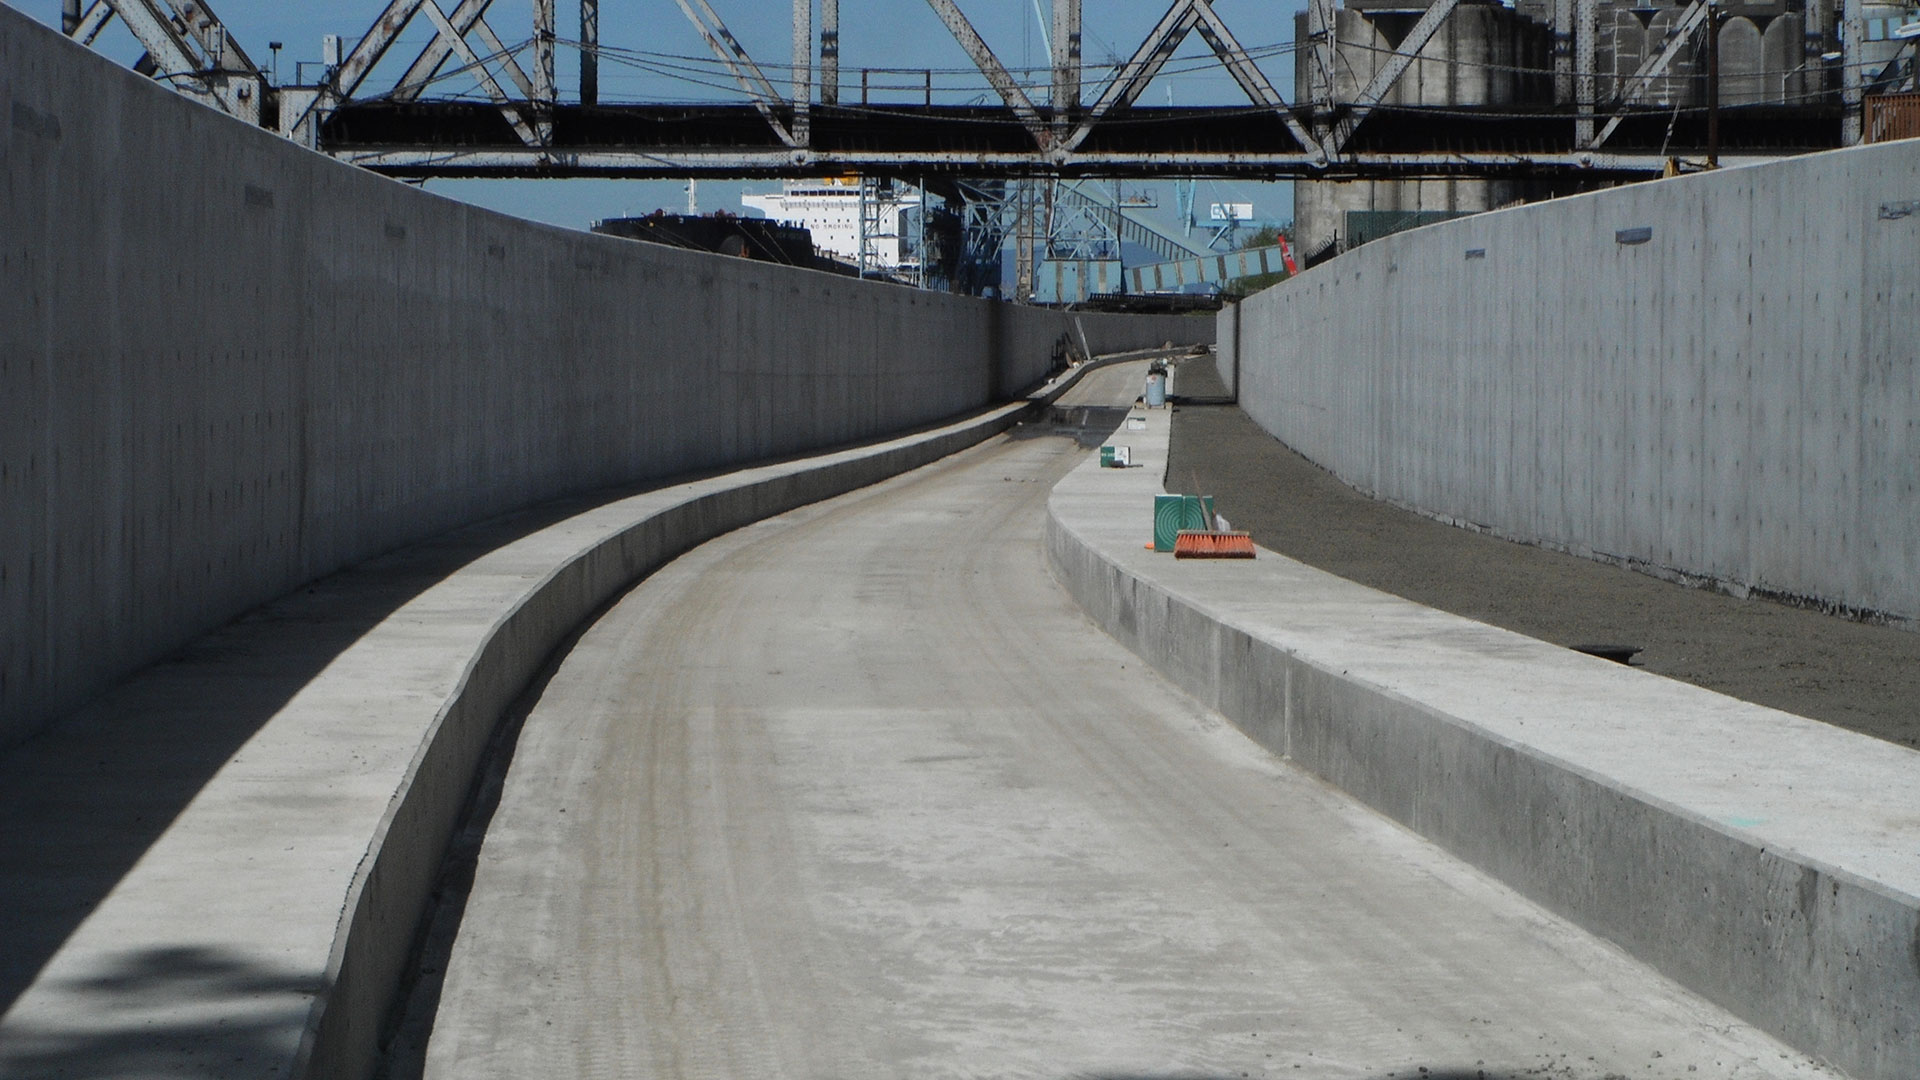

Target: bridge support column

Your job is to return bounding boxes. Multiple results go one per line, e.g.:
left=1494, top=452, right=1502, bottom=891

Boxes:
left=1842, top=0, right=1865, bottom=143
left=821, top=0, right=838, bottom=105
left=1052, top=0, right=1080, bottom=133
left=580, top=0, right=597, bottom=106
left=1575, top=0, right=1596, bottom=146
left=533, top=0, right=554, bottom=108
left=793, top=0, right=811, bottom=144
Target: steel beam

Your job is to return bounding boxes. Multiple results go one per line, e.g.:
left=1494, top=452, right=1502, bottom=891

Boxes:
left=793, top=0, right=811, bottom=146
left=1064, top=0, right=1199, bottom=151
left=103, top=0, right=203, bottom=81
left=334, top=0, right=430, bottom=100
left=391, top=0, right=490, bottom=101
left=1589, top=0, right=1711, bottom=149
left=923, top=0, right=1052, bottom=149
left=467, top=16, right=539, bottom=99
left=97, top=0, right=267, bottom=120
left=821, top=0, right=839, bottom=105
left=1327, top=0, right=1464, bottom=152
left=1553, top=0, right=1573, bottom=102
left=1307, top=0, right=1338, bottom=120
left=533, top=0, right=555, bottom=107
left=380, top=0, right=541, bottom=105
left=1574, top=0, right=1596, bottom=145
left=931, top=2, right=1047, bottom=141
left=166, top=0, right=261, bottom=73
left=581, top=0, right=598, bottom=106
left=1188, top=0, right=1324, bottom=160
left=332, top=144, right=1747, bottom=180
left=69, top=1, right=115, bottom=46
left=418, top=0, right=545, bottom=146
left=672, top=0, right=797, bottom=147
left=1052, top=0, right=1081, bottom=121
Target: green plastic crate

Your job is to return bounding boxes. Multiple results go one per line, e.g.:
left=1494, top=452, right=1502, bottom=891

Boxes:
left=1153, top=494, right=1214, bottom=551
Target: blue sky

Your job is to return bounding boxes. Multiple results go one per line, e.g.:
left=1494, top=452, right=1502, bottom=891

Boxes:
left=18, top=0, right=1297, bottom=236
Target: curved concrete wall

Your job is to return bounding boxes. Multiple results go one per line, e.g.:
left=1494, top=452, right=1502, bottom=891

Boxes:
left=1227, top=141, right=1920, bottom=625
left=0, top=8, right=1207, bottom=749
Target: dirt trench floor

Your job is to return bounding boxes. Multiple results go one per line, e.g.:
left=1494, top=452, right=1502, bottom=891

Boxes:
left=1163, top=356, right=1920, bottom=751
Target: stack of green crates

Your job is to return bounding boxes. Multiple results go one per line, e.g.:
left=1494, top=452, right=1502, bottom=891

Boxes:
left=1152, top=494, right=1214, bottom=552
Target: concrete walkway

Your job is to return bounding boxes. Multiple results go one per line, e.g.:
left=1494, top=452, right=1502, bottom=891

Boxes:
left=1048, top=367, right=1920, bottom=1080
left=414, top=361, right=1840, bottom=1080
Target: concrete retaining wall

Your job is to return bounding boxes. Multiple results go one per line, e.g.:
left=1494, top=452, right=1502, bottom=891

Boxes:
left=1231, top=141, right=1920, bottom=624
left=0, top=8, right=1206, bottom=750
left=1047, top=402, right=1920, bottom=1080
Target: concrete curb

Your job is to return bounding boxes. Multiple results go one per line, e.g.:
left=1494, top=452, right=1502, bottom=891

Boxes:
left=1045, top=403, right=1920, bottom=1080
left=0, top=357, right=1135, bottom=1080
left=293, top=358, right=1151, bottom=1079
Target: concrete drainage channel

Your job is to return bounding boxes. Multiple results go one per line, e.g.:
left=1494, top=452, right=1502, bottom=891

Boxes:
left=300, top=353, right=1183, bottom=1078
left=1046, top=396, right=1920, bottom=1080
left=0, top=351, right=1176, bottom=1080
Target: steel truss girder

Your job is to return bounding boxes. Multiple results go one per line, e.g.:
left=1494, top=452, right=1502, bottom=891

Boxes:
left=99, top=0, right=202, bottom=77
left=1069, top=0, right=1199, bottom=146
left=1065, top=0, right=1319, bottom=162
left=792, top=0, right=811, bottom=145
left=672, top=0, right=797, bottom=147
left=1307, top=0, right=1338, bottom=113
left=393, top=0, right=488, bottom=100
left=1328, top=0, right=1465, bottom=153
left=1052, top=0, right=1081, bottom=121
left=1054, top=181, right=1207, bottom=262
left=289, top=0, right=543, bottom=145
left=1574, top=0, right=1597, bottom=145
left=417, top=0, right=547, bottom=146
left=331, top=145, right=1776, bottom=180
left=72, top=1, right=114, bottom=44
left=821, top=0, right=841, bottom=105
left=393, top=0, right=542, bottom=105
left=580, top=0, right=599, bottom=104
left=69, top=0, right=264, bottom=121
left=922, top=0, right=1052, bottom=149
left=1588, top=0, right=1711, bottom=149
left=1187, top=0, right=1323, bottom=161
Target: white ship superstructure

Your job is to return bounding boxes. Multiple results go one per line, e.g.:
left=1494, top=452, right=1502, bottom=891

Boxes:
left=741, top=177, right=920, bottom=275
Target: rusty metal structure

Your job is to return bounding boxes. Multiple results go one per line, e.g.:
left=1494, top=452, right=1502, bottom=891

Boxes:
left=57, top=0, right=1906, bottom=185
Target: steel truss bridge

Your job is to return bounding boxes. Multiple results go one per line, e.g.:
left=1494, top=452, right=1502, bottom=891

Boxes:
left=57, top=0, right=1886, bottom=185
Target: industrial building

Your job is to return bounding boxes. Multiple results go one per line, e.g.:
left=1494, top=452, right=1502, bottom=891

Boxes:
left=1292, top=0, right=1917, bottom=260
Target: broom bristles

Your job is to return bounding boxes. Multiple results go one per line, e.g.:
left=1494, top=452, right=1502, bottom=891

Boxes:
left=1173, top=530, right=1256, bottom=559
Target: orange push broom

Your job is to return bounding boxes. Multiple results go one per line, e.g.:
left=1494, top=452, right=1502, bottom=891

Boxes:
left=1173, top=529, right=1256, bottom=559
